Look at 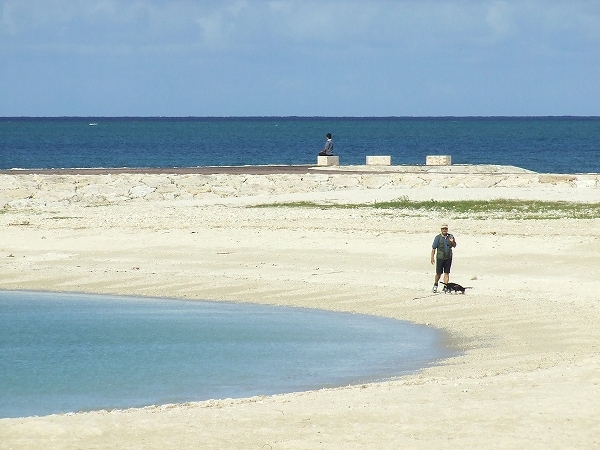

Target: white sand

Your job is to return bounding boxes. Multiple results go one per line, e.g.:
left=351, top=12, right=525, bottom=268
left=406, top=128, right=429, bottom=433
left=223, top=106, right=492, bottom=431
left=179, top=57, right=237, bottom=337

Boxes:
left=1, top=168, right=599, bottom=449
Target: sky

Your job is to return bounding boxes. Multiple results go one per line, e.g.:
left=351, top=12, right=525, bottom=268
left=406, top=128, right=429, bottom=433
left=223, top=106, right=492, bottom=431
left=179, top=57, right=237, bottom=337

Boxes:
left=1, top=0, right=599, bottom=117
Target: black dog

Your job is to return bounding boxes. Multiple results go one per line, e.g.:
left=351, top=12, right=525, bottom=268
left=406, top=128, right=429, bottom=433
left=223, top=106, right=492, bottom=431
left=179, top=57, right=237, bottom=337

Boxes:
left=440, top=282, right=467, bottom=294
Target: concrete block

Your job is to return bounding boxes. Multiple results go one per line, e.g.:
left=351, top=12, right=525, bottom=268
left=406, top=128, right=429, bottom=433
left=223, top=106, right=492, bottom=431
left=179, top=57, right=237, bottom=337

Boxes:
left=317, top=156, right=340, bottom=166
left=426, top=155, right=452, bottom=166
left=366, top=155, right=391, bottom=165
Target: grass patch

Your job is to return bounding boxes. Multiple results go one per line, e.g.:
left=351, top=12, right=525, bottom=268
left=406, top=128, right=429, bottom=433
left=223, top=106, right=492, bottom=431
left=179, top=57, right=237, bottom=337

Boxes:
left=252, top=198, right=600, bottom=219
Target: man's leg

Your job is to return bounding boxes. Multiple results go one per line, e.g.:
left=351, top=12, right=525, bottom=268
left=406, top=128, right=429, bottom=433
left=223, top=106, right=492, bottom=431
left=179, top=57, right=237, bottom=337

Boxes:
left=433, top=260, right=442, bottom=292
left=443, top=258, right=452, bottom=284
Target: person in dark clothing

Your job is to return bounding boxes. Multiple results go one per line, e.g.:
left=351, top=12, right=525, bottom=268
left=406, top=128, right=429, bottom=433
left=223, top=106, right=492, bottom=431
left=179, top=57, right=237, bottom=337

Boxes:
left=318, top=133, right=334, bottom=156
left=430, top=224, right=457, bottom=293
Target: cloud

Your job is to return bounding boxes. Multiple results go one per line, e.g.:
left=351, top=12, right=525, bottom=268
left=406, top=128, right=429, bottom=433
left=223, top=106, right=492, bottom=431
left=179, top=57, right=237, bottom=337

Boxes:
left=1, top=0, right=599, bottom=116
left=485, top=1, right=517, bottom=40
left=1, top=0, right=599, bottom=54
left=0, top=0, right=600, bottom=45
left=2, top=0, right=599, bottom=67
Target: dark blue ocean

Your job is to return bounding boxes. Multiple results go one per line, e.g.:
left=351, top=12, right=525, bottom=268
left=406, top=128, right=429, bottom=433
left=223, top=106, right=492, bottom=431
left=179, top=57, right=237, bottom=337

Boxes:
left=1, top=117, right=599, bottom=173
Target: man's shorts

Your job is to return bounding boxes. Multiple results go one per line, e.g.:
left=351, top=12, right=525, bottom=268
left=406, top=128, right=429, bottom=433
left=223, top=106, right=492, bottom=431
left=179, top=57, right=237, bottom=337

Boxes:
left=436, top=258, right=452, bottom=275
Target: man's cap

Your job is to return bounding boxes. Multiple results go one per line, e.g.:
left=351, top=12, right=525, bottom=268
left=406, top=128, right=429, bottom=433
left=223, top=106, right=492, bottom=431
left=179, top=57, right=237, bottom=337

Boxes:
left=441, top=224, right=449, bottom=228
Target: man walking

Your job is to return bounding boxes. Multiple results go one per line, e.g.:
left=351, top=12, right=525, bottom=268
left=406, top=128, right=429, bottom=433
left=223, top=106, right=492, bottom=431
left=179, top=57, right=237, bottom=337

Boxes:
left=431, top=224, right=457, bottom=293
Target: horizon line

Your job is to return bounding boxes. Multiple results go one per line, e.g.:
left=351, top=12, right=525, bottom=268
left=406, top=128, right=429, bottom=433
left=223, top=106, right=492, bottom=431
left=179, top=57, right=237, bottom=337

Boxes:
left=2, top=115, right=599, bottom=120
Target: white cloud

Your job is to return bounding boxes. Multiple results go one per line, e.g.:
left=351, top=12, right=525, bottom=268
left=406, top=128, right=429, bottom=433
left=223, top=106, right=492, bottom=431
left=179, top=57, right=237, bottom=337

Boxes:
left=485, top=1, right=517, bottom=40
left=1, top=0, right=599, bottom=115
left=2, top=0, right=599, bottom=52
left=193, top=1, right=248, bottom=50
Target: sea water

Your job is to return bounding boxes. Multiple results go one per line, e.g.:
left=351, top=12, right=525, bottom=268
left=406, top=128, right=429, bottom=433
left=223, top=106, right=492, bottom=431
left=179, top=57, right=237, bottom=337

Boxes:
left=0, top=291, right=454, bottom=419
left=1, top=116, right=599, bottom=173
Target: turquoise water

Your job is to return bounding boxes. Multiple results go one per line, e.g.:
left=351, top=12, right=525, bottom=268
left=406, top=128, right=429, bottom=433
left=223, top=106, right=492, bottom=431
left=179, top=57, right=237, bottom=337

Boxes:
left=0, top=291, right=453, bottom=419
left=1, top=116, right=599, bottom=173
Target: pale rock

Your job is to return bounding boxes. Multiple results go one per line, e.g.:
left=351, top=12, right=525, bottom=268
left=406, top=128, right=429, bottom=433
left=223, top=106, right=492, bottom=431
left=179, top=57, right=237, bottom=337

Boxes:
left=362, top=176, right=391, bottom=189
left=0, top=175, right=20, bottom=190
left=129, top=185, right=156, bottom=198
left=331, top=175, right=360, bottom=188
left=155, top=184, right=179, bottom=194
left=141, top=175, right=174, bottom=188
left=7, top=198, right=46, bottom=209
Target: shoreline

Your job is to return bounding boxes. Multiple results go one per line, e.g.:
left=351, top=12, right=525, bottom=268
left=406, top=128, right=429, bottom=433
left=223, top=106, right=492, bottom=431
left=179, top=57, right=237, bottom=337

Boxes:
left=1, top=167, right=599, bottom=449
left=0, top=290, right=457, bottom=420
left=1, top=161, right=592, bottom=175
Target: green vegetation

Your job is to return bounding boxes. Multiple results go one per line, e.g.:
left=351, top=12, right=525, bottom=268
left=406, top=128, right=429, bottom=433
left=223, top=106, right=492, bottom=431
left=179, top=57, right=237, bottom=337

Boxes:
left=252, top=198, right=600, bottom=220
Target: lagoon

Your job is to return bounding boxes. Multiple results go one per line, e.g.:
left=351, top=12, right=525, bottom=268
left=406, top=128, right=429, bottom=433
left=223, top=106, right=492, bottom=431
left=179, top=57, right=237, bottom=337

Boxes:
left=0, top=290, right=453, bottom=418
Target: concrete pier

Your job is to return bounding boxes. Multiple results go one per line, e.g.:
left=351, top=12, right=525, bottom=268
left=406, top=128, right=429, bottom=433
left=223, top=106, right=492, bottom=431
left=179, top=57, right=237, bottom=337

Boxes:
left=426, top=155, right=452, bottom=166
left=366, top=156, right=391, bottom=166
left=317, top=156, right=340, bottom=166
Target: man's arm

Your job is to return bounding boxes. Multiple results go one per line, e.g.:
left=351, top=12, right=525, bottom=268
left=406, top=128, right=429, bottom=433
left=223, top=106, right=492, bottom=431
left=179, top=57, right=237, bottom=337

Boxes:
left=449, top=234, right=456, bottom=247
left=431, top=235, right=438, bottom=264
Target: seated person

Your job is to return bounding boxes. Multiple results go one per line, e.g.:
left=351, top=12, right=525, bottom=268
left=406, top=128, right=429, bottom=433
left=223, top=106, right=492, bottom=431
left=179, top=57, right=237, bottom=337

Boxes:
left=318, top=133, right=334, bottom=156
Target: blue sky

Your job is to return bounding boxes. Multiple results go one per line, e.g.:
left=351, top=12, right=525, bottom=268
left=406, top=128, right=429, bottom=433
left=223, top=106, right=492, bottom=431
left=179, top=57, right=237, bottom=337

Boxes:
left=1, top=0, right=599, bottom=116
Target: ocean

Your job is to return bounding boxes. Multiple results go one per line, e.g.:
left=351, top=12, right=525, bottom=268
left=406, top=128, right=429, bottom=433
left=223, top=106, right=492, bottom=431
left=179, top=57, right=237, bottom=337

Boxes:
left=0, top=291, right=452, bottom=418
left=1, top=117, right=599, bottom=173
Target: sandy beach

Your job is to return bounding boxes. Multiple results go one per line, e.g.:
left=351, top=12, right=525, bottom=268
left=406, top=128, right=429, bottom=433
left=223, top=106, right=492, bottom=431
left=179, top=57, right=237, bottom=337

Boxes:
left=1, top=165, right=599, bottom=449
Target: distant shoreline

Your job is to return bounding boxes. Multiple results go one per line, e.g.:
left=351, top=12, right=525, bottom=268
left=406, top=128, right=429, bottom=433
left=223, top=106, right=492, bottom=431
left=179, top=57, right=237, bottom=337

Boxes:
left=5, top=163, right=600, bottom=176
left=0, top=163, right=537, bottom=176
left=0, top=165, right=320, bottom=176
